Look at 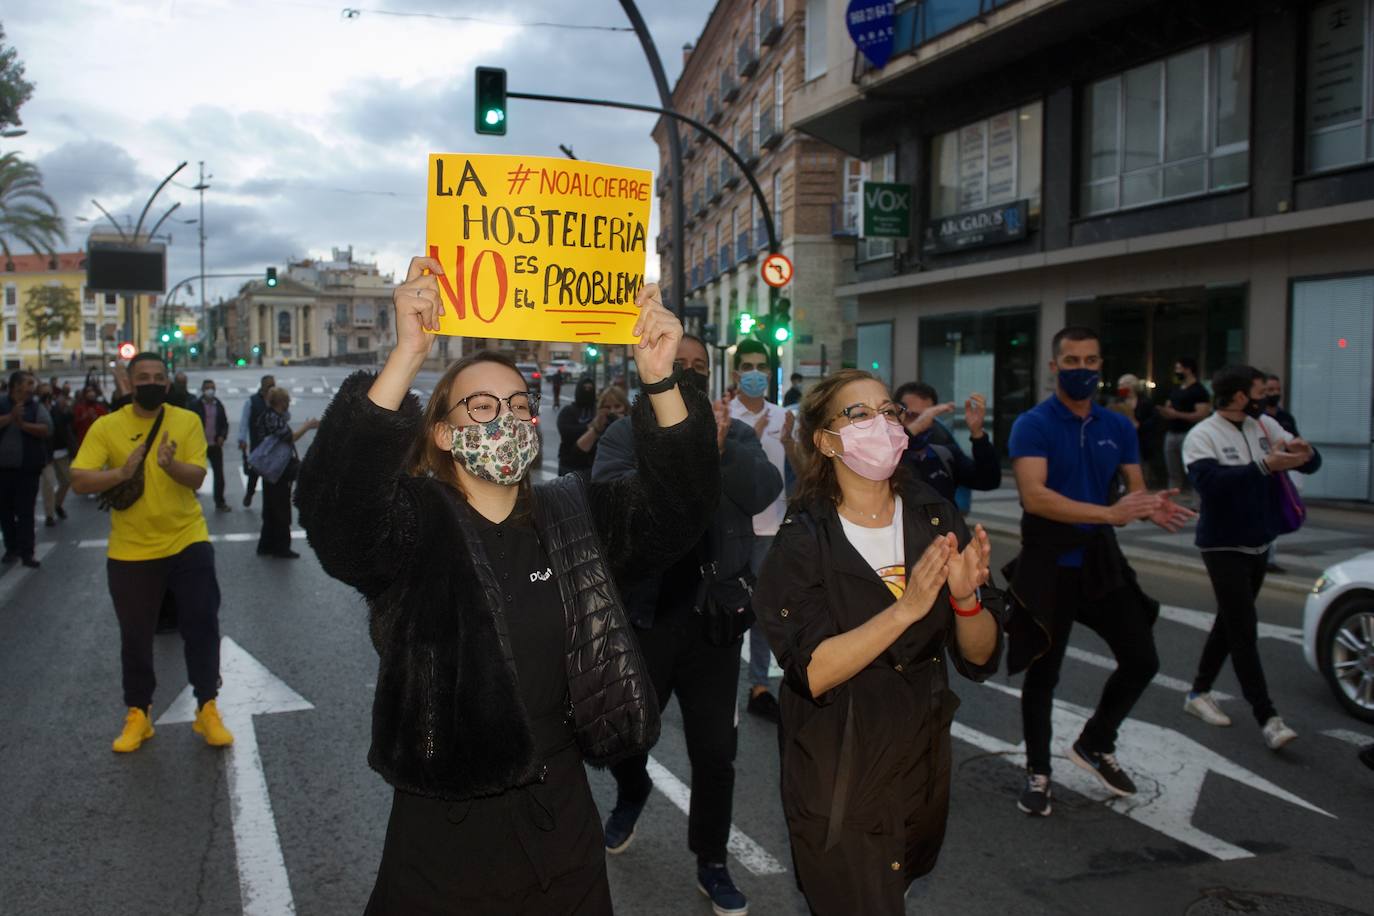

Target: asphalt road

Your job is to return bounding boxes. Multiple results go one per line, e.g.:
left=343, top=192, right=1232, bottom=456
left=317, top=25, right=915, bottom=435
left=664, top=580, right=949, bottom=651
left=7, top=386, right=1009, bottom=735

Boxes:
left=2, top=365, right=1372, bottom=916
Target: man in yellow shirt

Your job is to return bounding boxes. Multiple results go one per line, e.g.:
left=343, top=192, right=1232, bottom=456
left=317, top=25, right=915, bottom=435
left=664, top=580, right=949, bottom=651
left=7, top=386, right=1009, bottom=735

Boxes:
left=71, top=352, right=233, bottom=753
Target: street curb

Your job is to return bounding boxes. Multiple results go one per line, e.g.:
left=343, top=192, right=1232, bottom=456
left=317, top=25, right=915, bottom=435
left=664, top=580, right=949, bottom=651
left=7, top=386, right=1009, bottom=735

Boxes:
left=969, top=516, right=1317, bottom=596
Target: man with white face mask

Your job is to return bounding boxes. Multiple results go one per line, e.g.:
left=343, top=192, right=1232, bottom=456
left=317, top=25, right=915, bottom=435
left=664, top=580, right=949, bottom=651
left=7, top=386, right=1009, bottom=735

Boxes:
left=727, top=338, right=795, bottom=723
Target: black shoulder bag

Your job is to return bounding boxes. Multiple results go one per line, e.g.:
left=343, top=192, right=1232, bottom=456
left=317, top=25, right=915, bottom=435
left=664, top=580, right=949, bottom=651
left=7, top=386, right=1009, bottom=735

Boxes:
left=98, top=408, right=165, bottom=512
left=693, top=537, right=758, bottom=647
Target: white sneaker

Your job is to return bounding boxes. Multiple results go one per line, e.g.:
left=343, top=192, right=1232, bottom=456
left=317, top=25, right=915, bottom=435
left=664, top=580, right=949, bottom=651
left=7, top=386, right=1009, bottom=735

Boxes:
left=1183, top=692, right=1232, bottom=727
left=1262, top=716, right=1298, bottom=750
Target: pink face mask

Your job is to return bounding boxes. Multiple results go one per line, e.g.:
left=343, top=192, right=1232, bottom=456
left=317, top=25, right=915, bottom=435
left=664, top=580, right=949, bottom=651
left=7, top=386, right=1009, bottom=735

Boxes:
left=827, top=419, right=909, bottom=481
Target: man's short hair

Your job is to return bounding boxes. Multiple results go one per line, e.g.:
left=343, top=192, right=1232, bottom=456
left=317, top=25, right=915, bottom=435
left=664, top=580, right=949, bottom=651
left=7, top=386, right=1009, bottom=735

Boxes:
left=733, top=338, right=771, bottom=370
left=893, top=381, right=939, bottom=404
left=260, top=375, right=274, bottom=387
left=8, top=370, right=32, bottom=391
left=1265, top=372, right=1281, bottom=383
left=128, top=352, right=167, bottom=376
left=1211, top=365, right=1263, bottom=408
left=680, top=333, right=711, bottom=368
left=1051, top=326, right=1100, bottom=357
left=790, top=372, right=804, bottom=383
left=1176, top=356, right=1199, bottom=376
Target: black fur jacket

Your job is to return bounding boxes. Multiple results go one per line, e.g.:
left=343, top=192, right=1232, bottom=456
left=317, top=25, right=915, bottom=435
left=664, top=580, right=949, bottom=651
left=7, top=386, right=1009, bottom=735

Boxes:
left=295, top=371, right=719, bottom=800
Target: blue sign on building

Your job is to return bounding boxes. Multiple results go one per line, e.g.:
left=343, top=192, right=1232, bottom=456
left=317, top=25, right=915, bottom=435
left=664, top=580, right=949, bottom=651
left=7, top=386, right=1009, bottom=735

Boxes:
left=846, top=0, right=897, bottom=70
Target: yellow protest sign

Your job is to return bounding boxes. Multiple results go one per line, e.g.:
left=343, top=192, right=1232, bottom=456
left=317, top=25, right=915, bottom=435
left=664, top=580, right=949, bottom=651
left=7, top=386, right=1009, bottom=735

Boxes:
left=425, top=153, right=653, bottom=345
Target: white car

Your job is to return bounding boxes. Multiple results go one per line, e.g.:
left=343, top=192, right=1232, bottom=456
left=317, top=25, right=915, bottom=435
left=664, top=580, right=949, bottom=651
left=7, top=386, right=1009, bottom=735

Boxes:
left=1304, top=551, right=1374, bottom=723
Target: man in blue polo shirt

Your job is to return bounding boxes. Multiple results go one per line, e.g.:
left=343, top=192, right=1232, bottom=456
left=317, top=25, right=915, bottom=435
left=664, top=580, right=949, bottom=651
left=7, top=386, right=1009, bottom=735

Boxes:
left=1005, top=326, right=1193, bottom=818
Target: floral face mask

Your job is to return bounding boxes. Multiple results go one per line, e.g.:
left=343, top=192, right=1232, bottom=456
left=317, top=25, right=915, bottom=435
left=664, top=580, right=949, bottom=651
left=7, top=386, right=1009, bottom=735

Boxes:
left=449, top=411, right=540, bottom=486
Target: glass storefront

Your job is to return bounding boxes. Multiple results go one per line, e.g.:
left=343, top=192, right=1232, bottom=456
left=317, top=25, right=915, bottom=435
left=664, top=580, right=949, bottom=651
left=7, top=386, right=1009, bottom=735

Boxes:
left=1290, top=275, right=1374, bottom=500
left=917, top=307, right=1039, bottom=456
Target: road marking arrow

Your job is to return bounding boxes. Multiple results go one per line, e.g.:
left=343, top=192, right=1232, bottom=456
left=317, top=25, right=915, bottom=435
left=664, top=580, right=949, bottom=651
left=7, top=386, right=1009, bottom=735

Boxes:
left=955, top=679, right=1333, bottom=861
left=158, top=637, right=313, bottom=916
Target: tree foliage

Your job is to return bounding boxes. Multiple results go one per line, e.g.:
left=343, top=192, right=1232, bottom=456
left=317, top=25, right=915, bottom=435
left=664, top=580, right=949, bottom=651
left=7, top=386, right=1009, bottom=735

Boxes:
left=0, top=152, right=64, bottom=261
left=0, top=24, right=34, bottom=130
left=23, top=283, right=81, bottom=368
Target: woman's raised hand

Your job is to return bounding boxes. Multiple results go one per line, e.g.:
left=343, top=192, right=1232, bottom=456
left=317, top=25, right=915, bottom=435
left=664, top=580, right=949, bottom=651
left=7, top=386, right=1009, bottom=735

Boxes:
left=630, top=283, right=682, bottom=385
left=945, top=526, right=991, bottom=604
left=392, top=256, right=446, bottom=359
left=894, top=535, right=952, bottom=626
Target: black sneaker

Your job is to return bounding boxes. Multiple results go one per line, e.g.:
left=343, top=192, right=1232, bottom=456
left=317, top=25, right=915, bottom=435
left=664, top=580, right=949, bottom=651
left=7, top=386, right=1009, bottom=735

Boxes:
left=603, top=786, right=651, bottom=854
left=1360, top=744, right=1374, bottom=772
left=55, top=506, right=67, bottom=520
left=1, top=552, right=15, bottom=564
left=1069, top=739, right=1136, bottom=796
left=746, top=689, right=780, bottom=723
left=697, top=863, right=748, bottom=916
left=20, top=555, right=40, bottom=569
left=1017, top=771, right=1052, bottom=817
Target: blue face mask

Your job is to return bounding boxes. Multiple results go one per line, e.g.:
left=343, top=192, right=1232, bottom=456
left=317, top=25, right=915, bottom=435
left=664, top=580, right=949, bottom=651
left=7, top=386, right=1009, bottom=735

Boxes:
left=1058, top=368, right=1101, bottom=401
left=738, top=370, right=769, bottom=399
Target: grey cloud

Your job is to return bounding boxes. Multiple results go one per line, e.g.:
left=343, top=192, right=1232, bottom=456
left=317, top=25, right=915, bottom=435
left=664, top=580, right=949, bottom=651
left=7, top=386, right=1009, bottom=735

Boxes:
left=36, top=139, right=148, bottom=225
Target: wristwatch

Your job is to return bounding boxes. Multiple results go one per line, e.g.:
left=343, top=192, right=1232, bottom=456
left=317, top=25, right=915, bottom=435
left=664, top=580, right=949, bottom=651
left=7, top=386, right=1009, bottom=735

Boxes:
left=639, top=367, right=684, bottom=396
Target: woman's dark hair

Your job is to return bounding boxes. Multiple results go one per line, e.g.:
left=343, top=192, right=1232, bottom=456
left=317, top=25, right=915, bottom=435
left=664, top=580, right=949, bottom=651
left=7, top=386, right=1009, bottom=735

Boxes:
left=1211, top=365, right=1263, bottom=409
left=410, top=349, right=535, bottom=507
left=792, top=368, right=904, bottom=511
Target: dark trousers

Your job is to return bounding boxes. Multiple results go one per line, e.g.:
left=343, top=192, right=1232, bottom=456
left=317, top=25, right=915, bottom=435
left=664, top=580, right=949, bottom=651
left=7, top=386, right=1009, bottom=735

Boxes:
left=0, top=468, right=41, bottom=559
left=1021, top=568, right=1160, bottom=774
left=1194, top=551, right=1277, bottom=726
left=610, top=605, right=741, bottom=865
left=107, top=541, right=221, bottom=709
left=258, top=477, right=293, bottom=555
left=243, top=446, right=259, bottom=501
left=206, top=445, right=227, bottom=507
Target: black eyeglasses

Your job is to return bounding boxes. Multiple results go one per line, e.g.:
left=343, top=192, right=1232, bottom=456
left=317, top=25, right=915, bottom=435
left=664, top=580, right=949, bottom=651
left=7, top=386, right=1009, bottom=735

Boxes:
left=447, top=390, right=540, bottom=424
left=832, top=401, right=904, bottom=429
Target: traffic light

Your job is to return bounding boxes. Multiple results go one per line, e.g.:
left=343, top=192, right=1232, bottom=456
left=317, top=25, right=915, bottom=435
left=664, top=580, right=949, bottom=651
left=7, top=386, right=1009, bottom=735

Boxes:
left=174, top=329, right=183, bottom=339
left=737, top=312, right=756, bottom=336
left=160, top=330, right=171, bottom=343
left=236, top=358, right=247, bottom=366
left=189, top=345, right=198, bottom=356
left=771, top=297, right=792, bottom=343
left=252, top=344, right=261, bottom=355
left=266, top=267, right=278, bottom=288
left=475, top=66, right=508, bottom=136
left=585, top=344, right=600, bottom=363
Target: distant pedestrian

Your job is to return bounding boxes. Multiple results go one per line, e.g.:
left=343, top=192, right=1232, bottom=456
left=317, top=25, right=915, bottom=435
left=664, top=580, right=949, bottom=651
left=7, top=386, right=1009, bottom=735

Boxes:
left=1159, top=356, right=1211, bottom=493
left=0, top=371, right=52, bottom=567
left=782, top=371, right=804, bottom=407
left=555, top=376, right=601, bottom=477
left=894, top=381, right=1001, bottom=506
left=251, top=387, right=316, bottom=558
left=41, top=387, right=76, bottom=526
left=1181, top=366, right=1321, bottom=750
left=73, top=385, right=109, bottom=447
left=238, top=374, right=275, bottom=507
left=170, top=371, right=194, bottom=409
left=594, top=334, right=780, bottom=916
left=1006, top=327, right=1193, bottom=817
left=552, top=367, right=565, bottom=407
left=296, top=266, right=710, bottom=915
left=1111, top=373, right=1164, bottom=487
left=753, top=368, right=1000, bottom=915
left=191, top=379, right=232, bottom=512
left=69, top=351, right=233, bottom=754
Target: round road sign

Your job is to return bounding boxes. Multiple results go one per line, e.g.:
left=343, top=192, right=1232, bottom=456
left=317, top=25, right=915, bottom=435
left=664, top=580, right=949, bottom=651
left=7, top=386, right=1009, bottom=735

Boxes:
left=117, top=341, right=137, bottom=361
left=761, top=252, right=794, bottom=288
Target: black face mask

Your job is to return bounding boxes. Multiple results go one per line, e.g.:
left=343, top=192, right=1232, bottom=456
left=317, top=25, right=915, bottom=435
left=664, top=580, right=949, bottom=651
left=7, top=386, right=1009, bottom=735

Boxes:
left=134, top=384, right=168, bottom=411
left=1243, top=398, right=1265, bottom=419
left=1174, top=372, right=1186, bottom=384
left=574, top=384, right=596, bottom=408
left=679, top=369, right=709, bottom=394
left=1264, top=394, right=1281, bottom=408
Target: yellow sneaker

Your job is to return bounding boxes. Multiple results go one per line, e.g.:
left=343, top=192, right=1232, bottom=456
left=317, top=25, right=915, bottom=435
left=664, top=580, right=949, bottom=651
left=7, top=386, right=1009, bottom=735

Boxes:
left=112, top=707, right=154, bottom=753
left=192, top=700, right=234, bottom=747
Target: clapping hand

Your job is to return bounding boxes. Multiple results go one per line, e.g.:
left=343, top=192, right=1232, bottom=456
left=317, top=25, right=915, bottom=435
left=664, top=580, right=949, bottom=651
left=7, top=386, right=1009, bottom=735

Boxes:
left=965, top=394, right=987, bottom=439
left=1147, top=488, right=1195, bottom=533
left=894, top=536, right=952, bottom=626
left=945, top=526, right=991, bottom=604
left=713, top=399, right=731, bottom=453
left=156, top=431, right=177, bottom=469
left=121, top=442, right=147, bottom=481
left=753, top=414, right=770, bottom=440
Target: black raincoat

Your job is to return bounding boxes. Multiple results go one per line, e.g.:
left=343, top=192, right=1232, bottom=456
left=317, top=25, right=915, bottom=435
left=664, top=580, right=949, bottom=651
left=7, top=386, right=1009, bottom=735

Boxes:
left=753, top=480, right=1005, bottom=915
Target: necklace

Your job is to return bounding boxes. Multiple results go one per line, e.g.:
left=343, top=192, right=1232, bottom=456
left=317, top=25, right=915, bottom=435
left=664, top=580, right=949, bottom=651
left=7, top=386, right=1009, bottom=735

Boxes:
left=840, top=496, right=893, bottom=523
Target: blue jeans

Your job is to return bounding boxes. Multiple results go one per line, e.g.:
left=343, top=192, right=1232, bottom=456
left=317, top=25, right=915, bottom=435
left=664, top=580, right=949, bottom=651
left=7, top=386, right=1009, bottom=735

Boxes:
left=748, top=535, right=775, bottom=689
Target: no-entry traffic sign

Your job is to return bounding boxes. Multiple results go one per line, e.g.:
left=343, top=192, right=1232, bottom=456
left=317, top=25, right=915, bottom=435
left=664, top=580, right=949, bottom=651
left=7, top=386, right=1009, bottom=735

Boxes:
left=761, top=252, right=793, bottom=288
left=117, top=341, right=137, bottom=360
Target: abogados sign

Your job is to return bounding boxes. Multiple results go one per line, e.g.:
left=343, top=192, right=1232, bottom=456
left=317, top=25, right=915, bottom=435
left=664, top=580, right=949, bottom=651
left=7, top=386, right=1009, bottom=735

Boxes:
left=922, top=199, right=1029, bottom=255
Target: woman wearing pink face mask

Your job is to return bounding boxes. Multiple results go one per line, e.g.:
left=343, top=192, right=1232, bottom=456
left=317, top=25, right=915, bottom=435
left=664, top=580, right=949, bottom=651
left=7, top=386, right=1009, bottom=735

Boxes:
left=752, top=368, right=1003, bottom=915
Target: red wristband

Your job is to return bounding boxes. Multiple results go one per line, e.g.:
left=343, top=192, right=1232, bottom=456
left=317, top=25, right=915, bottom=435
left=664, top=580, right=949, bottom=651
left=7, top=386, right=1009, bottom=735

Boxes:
left=951, top=594, right=982, bottom=617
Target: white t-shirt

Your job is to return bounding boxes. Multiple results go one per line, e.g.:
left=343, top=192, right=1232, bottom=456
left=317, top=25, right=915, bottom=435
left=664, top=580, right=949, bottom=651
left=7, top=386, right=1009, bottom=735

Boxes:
left=836, top=496, right=907, bottom=599
left=729, top=397, right=789, bottom=536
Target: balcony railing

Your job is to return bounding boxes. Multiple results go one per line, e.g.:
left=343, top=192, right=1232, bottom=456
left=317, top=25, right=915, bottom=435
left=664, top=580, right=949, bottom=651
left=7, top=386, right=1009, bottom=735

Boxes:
left=721, top=70, right=739, bottom=103
left=707, top=172, right=721, bottom=203
left=738, top=134, right=758, bottom=166
left=852, top=0, right=1019, bottom=82
left=737, top=40, right=759, bottom=78
left=736, top=232, right=752, bottom=262
left=759, top=108, right=783, bottom=149
left=759, top=7, right=783, bottom=46
left=705, top=254, right=717, bottom=280
left=693, top=190, right=708, bottom=216
left=706, top=93, right=721, bottom=125
left=721, top=158, right=739, bottom=189
left=719, top=244, right=733, bottom=272
left=756, top=217, right=770, bottom=250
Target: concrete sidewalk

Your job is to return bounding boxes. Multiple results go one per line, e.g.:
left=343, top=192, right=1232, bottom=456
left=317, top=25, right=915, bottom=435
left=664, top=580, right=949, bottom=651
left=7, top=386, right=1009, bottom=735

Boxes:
left=966, top=482, right=1374, bottom=594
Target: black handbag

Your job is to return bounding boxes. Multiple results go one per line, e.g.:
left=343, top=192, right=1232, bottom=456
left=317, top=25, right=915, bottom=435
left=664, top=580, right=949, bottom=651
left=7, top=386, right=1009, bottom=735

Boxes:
left=693, top=558, right=757, bottom=648
left=98, top=408, right=165, bottom=512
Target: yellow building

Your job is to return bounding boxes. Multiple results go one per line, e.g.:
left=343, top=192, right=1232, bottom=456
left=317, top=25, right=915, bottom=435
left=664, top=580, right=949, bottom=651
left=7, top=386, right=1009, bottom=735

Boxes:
left=2, top=251, right=158, bottom=372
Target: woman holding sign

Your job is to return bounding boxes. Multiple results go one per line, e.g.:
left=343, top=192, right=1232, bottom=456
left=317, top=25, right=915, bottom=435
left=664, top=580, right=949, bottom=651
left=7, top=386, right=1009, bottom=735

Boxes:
left=296, top=258, right=718, bottom=915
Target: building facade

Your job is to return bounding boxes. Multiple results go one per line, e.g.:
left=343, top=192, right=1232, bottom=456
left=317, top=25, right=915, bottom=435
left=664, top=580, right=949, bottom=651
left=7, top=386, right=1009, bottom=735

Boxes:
left=793, top=0, right=1374, bottom=500
left=3, top=251, right=158, bottom=372
left=655, top=0, right=857, bottom=387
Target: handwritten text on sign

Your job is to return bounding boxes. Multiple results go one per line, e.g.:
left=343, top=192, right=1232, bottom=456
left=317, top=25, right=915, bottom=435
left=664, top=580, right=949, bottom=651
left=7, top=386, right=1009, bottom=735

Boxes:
left=425, top=154, right=653, bottom=344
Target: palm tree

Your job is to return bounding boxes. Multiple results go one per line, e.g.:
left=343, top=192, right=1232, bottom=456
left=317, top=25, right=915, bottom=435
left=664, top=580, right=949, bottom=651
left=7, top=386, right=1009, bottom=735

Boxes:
left=0, top=151, right=64, bottom=264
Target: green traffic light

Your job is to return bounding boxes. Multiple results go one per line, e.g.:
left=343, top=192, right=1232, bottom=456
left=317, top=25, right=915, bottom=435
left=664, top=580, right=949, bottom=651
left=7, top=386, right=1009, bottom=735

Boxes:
left=236, top=358, right=247, bottom=366
left=483, top=109, right=505, bottom=127
left=174, top=329, right=183, bottom=339
left=160, top=333, right=170, bottom=343
left=475, top=67, right=508, bottom=136
left=773, top=325, right=790, bottom=343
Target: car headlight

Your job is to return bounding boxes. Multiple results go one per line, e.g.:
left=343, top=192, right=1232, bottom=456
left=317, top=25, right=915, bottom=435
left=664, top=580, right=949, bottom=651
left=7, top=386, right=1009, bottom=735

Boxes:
left=1312, top=575, right=1332, bottom=595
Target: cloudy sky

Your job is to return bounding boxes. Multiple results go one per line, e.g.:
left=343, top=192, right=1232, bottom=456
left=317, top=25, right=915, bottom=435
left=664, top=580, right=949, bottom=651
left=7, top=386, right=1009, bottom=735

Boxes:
left=5, top=0, right=715, bottom=305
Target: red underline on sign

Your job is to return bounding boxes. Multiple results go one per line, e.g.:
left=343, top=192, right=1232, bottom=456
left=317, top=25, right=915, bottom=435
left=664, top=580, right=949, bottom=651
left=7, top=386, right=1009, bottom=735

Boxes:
left=575, top=332, right=602, bottom=337
left=546, top=309, right=637, bottom=316
left=560, top=320, right=617, bottom=325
